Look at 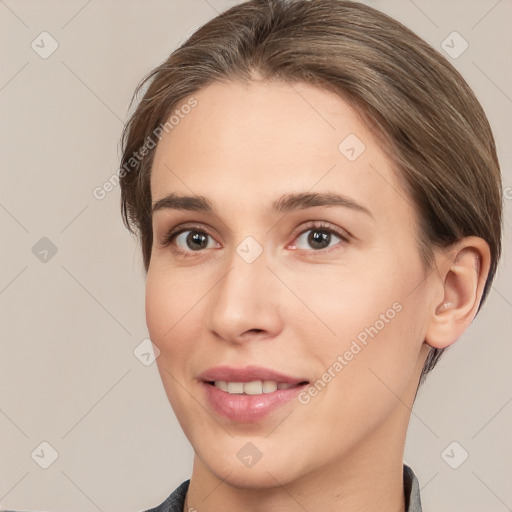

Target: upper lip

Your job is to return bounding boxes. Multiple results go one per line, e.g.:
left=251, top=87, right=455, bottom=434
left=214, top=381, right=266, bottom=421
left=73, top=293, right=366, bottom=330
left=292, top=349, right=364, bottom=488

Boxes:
left=198, top=365, right=309, bottom=384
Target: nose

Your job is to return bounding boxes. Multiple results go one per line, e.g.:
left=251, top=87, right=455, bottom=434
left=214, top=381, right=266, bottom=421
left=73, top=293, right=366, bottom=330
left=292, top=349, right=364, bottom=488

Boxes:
left=205, top=244, right=284, bottom=345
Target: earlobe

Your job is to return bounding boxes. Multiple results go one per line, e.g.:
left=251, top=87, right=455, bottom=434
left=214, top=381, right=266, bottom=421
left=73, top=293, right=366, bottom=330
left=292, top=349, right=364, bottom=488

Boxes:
left=425, top=237, right=491, bottom=349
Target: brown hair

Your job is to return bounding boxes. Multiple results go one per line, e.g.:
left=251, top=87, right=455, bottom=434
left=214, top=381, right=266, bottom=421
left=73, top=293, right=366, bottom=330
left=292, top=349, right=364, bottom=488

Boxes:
left=119, top=0, right=502, bottom=384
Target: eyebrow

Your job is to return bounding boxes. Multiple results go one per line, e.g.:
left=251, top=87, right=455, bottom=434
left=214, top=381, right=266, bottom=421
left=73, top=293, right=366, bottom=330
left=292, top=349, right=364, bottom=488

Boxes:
left=152, top=191, right=373, bottom=218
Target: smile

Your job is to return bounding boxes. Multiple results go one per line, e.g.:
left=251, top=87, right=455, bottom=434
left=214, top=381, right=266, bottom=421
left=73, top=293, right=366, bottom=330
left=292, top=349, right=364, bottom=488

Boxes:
left=198, top=365, right=310, bottom=422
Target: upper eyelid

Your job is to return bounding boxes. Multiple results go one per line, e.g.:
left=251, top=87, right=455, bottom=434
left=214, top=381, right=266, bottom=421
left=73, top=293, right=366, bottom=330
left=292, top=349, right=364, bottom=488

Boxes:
left=166, top=222, right=218, bottom=240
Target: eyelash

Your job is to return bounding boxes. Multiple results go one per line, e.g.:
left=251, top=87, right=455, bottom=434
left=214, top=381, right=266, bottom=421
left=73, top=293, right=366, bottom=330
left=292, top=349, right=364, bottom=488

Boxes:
left=159, top=220, right=350, bottom=257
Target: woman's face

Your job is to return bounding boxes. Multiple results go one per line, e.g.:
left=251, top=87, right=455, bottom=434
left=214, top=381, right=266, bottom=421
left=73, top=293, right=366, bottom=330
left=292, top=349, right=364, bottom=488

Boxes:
left=146, top=79, right=434, bottom=487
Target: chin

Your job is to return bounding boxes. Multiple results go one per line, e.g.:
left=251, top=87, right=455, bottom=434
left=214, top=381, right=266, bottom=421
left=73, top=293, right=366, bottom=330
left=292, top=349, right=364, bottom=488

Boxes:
left=209, top=461, right=298, bottom=490
left=192, top=439, right=301, bottom=489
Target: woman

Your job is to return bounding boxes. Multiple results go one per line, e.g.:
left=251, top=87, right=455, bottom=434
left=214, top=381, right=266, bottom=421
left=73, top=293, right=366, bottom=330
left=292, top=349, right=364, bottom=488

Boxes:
left=119, top=1, right=502, bottom=511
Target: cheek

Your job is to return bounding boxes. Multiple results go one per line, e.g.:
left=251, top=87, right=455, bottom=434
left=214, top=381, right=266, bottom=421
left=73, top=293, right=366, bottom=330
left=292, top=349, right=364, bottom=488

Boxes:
left=145, top=271, right=172, bottom=349
left=294, top=250, right=426, bottom=397
left=292, top=254, right=420, bottom=347
left=145, top=267, right=201, bottom=361
left=145, top=268, right=205, bottom=422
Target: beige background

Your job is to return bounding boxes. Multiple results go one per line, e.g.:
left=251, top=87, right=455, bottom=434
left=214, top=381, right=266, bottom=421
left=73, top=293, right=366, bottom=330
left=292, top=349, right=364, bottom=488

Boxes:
left=0, top=0, right=511, bottom=511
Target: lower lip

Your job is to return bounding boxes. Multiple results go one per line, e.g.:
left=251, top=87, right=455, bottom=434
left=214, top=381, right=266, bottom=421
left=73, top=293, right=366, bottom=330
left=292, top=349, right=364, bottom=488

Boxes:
left=202, top=382, right=308, bottom=422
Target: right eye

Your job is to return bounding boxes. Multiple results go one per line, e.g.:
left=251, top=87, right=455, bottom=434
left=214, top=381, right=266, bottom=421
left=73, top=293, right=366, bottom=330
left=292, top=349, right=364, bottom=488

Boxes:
left=160, top=226, right=222, bottom=256
left=174, top=230, right=218, bottom=251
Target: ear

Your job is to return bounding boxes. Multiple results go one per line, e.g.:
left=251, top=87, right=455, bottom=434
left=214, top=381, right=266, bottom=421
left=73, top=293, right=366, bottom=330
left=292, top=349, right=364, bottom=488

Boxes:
left=425, top=236, right=491, bottom=349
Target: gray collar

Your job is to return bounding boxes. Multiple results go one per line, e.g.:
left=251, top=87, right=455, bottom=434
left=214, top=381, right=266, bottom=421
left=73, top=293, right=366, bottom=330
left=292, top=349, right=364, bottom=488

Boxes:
left=404, top=463, right=423, bottom=512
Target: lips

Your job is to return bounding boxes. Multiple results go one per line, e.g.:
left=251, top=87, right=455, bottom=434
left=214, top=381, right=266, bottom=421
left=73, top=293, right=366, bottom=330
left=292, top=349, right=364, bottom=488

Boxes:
left=198, top=365, right=309, bottom=422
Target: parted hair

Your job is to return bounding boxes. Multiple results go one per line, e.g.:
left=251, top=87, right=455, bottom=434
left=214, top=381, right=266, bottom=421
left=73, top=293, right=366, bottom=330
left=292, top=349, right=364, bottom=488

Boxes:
left=119, top=0, right=502, bottom=384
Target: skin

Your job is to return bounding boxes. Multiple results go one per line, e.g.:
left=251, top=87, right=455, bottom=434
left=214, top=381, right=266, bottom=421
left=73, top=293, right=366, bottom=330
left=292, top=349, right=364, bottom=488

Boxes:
left=145, top=78, right=490, bottom=512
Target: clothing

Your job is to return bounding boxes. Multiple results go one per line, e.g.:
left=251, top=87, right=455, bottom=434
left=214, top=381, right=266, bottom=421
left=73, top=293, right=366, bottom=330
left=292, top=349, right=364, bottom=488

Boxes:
left=143, top=463, right=422, bottom=511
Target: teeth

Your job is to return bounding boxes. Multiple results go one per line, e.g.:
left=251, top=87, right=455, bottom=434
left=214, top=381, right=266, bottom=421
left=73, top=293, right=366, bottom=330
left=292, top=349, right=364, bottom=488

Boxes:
left=227, top=382, right=244, bottom=394
left=215, top=380, right=228, bottom=392
left=243, top=380, right=263, bottom=395
left=213, top=380, right=297, bottom=395
left=262, top=380, right=278, bottom=393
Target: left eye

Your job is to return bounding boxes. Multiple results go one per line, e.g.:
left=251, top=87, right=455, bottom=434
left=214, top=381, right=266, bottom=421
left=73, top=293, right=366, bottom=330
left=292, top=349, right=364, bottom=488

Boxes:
left=293, top=228, right=344, bottom=250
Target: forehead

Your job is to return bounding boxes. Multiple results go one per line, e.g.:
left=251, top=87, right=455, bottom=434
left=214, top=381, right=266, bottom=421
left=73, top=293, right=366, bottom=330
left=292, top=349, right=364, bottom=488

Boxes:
left=150, top=79, right=409, bottom=220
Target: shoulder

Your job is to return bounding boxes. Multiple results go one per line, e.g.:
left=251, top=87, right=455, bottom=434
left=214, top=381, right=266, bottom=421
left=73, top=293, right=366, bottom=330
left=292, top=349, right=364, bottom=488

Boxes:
left=142, top=480, right=190, bottom=512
